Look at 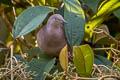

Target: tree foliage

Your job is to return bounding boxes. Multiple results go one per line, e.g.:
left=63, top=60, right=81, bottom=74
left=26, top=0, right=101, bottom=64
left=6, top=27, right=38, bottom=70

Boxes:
left=0, top=0, right=120, bottom=80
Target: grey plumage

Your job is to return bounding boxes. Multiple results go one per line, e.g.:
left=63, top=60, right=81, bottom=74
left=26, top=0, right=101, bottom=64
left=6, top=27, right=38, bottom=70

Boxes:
left=37, top=14, right=67, bottom=56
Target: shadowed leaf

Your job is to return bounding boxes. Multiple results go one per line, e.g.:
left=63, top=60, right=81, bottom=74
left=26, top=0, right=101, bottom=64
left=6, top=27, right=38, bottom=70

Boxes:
left=27, top=58, right=56, bottom=80
left=63, top=0, right=85, bottom=48
left=13, top=6, right=54, bottom=39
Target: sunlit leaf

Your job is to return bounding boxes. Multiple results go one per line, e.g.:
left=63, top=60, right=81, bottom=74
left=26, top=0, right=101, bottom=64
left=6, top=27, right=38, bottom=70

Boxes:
left=84, top=0, right=120, bottom=41
left=27, top=58, right=56, bottom=80
left=63, top=0, right=85, bottom=47
left=59, top=45, right=68, bottom=71
left=32, top=0, right=45, bottom=6
left=97, top=0, right=109, bottom=12
left=73, top=44, right=94, bottom=77
left=13, top=6, right=54, bottom=39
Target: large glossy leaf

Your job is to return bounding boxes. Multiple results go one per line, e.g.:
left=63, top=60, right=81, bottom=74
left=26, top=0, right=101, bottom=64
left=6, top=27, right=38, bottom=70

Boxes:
left=27, top=58, right=56, bottom=80
left=13, top=6, right=54, bottom=39
left=73, top=44, right=94, bottom=77
left=59, top=45, right=68, bottom=71
left=63, top=0, right=85, bottom=47
left=80, top=0, right=99, bottom=13
left=84, top=0, right=120, bottom=41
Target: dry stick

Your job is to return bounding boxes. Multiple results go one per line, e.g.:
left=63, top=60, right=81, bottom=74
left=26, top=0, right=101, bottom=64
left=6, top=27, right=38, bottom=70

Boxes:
left=12, top=56, right=27, bottom=79
left=11, top=0, right=17, bottom=20
left=93, top=48, right=120, bottom=53
left=97, top=65, right=111, bottom=72
left=65, top=72, right=98, bottom=80
left=26, top=0, right=35, bottom=7
left=93, top=64, right=102, bottom=74
left=10, top=45, right=13, bottom=80
left=13, top=56, right=27, bottom=79
left=98, top=75, right=120, bottom=80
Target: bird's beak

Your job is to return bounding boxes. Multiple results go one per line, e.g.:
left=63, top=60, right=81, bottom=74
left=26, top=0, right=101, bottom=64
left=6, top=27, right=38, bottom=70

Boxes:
left=63, top=19, right=68, bottom=24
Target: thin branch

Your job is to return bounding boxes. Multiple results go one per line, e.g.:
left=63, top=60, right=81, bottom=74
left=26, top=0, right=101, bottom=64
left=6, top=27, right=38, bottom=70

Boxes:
left=11, top=0, right=17, bottom=19
left=26, top=0, right=35, bottom=7
left=65, top=72, right=98, bottom=80
left=98, top=75, right=120, bottom=80
left=93, top=47, right=120, bottom=53
left=10, top=45, right=14, bottom=80
left=93, top=28, right=120, bottom=45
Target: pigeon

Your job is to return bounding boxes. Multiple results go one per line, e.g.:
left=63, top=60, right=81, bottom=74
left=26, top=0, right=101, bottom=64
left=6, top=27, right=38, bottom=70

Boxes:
left=37, top=14, right=67, bottom=56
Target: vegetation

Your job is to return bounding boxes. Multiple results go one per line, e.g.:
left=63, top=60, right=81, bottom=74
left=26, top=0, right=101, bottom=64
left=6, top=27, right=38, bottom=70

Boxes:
left=0, top=0, right=120, bottom=80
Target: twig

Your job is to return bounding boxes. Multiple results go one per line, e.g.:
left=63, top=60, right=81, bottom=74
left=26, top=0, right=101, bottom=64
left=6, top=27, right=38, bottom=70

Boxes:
left=11, top=0, right=17, bottom=19
left=10, top=45, right=14, bottom=80
left=65, top=72, right=98, bottom=80
left=93, top=28, right=120, bottom=45
left=26, top=0, right=35, bottom=7
left=98, top=75, right=120, bottom=80
left=93, top=64, right=102, bottom=75
left=93, top=47, right=120, bottom=53
left=17, top=38, right=34, bottom=48
left=97, top=65, right=111, bottom=72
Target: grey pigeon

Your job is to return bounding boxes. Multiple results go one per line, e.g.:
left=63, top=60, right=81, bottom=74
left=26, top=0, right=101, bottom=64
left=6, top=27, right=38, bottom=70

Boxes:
left=37, top=14, right=67, bottom=56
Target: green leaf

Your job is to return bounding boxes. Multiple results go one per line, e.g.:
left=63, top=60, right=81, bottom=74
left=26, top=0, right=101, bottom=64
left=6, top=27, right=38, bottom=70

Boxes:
left=63, top=0, right=85, bottom=47
left=0, top=48, right=3, bottom=53
left=81, top=0, right=99, bottom=13
left=113, top=9, right=120, bottom=19
left=95, top=55, right=112, bottom=66
left=14, top=54, right=26, bottom=62
left=59, top=45, right=68, bottom=71
left=13, top=6, right=54, bottom=39
left=25, top=48, right=53, bottom=60
left=73, top=44, right=94, bottom=77
left=27, top=58, right=56, bottom=80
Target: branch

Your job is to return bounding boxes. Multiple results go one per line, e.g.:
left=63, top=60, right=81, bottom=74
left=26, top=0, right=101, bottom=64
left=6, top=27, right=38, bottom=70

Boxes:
left=98, top=75, right=120, bottom=80
left=93, top=28, right=120, bottom=45
left=65, top=72, right=98, bottom=80
left=10, top=45, right=13, bottom=80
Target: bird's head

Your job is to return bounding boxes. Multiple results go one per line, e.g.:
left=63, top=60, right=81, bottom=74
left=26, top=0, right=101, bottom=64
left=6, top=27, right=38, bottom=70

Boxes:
left=47, top=14, right=67, bottom=26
